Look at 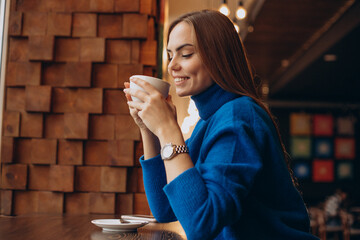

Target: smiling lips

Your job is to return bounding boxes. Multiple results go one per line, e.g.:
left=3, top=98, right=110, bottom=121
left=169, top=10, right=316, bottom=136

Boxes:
left=174, top=77, right=189, bottom=85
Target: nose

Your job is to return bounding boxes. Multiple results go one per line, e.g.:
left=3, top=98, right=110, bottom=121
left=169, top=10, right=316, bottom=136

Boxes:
left=167, top=57, right=181, bottom=73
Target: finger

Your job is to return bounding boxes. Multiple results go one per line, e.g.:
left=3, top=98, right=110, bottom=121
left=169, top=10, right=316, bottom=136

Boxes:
left=127, top=100, right=145, bottom=111
left=165, top=95, right=177, bottom=117
left=124, top=84, right=133, bottom=101
left=123, top=88, right=148, bottom=102
left=166, top=95, right=173, bottom=103
left=125, top=93, right=132, bottom=102
left=129, top=107, right=139, bottom=117
left=130, top=77, right=159, bottom=95
left=165, top=95, right=175, bottom=109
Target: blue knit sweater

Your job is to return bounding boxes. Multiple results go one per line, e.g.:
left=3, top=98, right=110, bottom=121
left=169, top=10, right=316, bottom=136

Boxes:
left=140, top=84, right=319, bottom=240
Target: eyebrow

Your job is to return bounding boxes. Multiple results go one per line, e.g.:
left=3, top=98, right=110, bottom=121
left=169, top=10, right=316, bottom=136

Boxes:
left=166, top=43, right=194, bottom=53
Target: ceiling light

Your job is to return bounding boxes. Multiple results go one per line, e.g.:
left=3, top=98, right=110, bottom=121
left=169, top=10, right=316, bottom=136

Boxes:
left=236, top=1, right=247, bottom=20
left=262, top=84, right=269, bottom=96
left=219, top=0, right=230, bottom=17
left=281, top=59, right=290, bottom=67
left=323, top=54, right=337, bottom=62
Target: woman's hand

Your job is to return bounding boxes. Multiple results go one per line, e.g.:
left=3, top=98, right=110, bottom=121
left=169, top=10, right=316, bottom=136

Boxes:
left=124, top=81, right=149, bottom=131
left=124, top=77, right=178, bottom=138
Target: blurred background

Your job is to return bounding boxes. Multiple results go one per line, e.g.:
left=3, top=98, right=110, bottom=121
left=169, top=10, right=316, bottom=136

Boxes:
left=0, top=0, right=359, bottom=239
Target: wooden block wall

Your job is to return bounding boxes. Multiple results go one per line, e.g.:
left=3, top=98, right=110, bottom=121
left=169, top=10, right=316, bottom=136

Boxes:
left=0, top=0, right=159, bottom=216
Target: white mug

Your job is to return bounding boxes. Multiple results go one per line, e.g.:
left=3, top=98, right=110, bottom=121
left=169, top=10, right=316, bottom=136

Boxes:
left=129, top=75, right=170, bottom=102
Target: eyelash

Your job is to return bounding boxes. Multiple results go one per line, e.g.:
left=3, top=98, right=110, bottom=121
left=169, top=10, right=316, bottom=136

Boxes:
left=182, top=53, right=193, bottom=58
left=168, top=53, right=193, bottom=61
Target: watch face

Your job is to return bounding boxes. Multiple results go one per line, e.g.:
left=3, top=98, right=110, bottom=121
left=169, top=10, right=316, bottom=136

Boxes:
left=163, top=145, right=174, bottom=158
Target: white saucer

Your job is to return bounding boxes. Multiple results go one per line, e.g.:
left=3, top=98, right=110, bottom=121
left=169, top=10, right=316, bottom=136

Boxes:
left=91, top=219, right=149, bottom=232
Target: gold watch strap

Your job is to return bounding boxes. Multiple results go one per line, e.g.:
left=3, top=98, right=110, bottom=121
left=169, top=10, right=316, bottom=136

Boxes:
left=175, top=145, right=189, bottom=153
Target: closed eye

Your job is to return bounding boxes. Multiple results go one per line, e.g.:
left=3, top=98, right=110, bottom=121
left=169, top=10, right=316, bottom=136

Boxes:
left=182, top=53, right=194, bottom=58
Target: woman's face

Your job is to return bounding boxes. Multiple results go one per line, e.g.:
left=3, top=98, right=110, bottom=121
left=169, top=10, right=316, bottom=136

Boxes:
left=167, top=22, right=213, bottom=97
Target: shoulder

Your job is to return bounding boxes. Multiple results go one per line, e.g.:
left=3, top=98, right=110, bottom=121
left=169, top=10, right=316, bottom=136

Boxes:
left=212, top=96, right=271, bottom=128
left=208, top=96, right=279, bottom=149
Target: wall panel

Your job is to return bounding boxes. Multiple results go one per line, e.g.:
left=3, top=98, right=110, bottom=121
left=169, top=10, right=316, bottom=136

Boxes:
left=0, top=0, right=159, bottom=216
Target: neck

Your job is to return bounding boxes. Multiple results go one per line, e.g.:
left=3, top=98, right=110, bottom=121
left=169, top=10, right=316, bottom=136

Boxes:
left=191, top=84, right=239, bottom=120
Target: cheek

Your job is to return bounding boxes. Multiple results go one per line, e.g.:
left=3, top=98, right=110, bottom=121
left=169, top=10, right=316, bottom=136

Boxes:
left=196, top=66, right=212, bottom=86
left=185, top=61, right=202, bottom=76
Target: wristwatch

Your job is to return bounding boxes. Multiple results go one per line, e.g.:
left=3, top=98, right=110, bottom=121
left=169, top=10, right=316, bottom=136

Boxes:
left=161, top=143, right=189, bottom=160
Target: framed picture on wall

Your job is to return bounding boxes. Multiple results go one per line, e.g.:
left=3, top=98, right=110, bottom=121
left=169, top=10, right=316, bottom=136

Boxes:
left=314, top=138, right=333, bottom=158
left=290, top=137, right=312, bottom=159
left=336, top=161, right=354, bottom=180
left=290, top=113, right=312, bottom=135
left=312, top=159, right=334, bottom=182
left=336, top=116, right=356, bottom=136
left=335, top=138, right=355, bottom=159
left=293, top=162, right=311, bottom=180
left=313, top=114, right=334, bottom=136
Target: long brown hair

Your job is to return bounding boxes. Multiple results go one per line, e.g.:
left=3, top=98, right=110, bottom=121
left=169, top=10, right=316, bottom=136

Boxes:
left=167, top=10, right=296, bottom=186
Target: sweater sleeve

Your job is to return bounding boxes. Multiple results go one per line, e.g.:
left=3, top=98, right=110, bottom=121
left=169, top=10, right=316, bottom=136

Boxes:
left=139, top=155, right=177, bottom=222
left=163, top=122, right=263, bottom=240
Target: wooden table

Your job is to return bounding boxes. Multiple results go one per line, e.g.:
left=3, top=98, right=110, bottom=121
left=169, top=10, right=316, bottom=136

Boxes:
left=0, top=214, right=187, bottom=240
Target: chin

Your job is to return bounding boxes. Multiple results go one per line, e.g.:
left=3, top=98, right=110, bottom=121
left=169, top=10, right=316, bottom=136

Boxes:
left=175, top=89, right=190, bottom=98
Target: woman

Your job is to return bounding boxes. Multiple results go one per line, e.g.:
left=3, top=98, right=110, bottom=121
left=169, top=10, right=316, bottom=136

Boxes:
left=124, top=10, right=318, bottom=240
